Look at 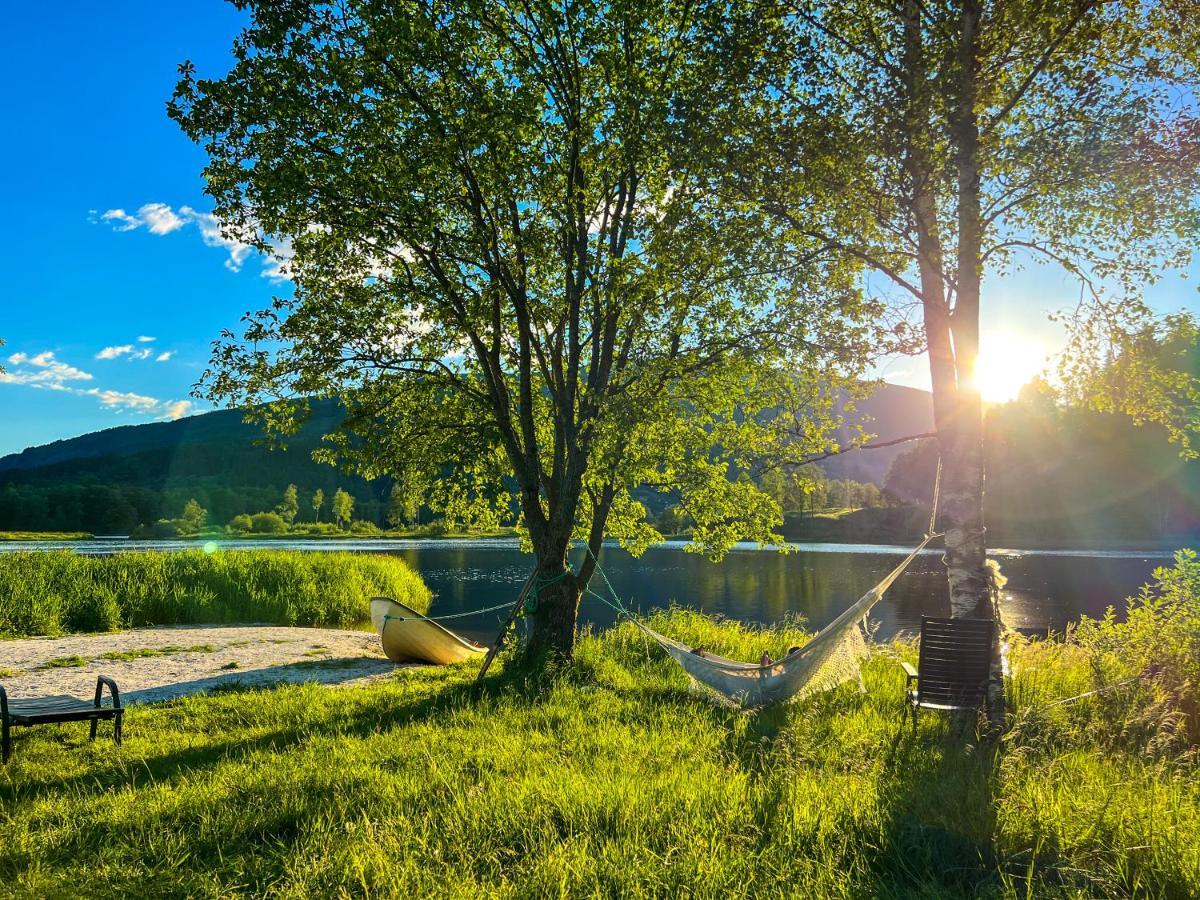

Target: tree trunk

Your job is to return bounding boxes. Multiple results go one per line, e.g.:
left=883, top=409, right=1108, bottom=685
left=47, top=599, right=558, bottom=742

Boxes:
left=525, top=562, right=582, bottom=660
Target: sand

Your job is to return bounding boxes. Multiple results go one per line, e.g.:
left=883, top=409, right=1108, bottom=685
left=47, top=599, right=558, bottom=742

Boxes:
left=0, top=625, right=407, bottom=704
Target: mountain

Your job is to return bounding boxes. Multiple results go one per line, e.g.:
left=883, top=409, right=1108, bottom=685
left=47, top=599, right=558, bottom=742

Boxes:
left=818, top=383, right=934, bottom=485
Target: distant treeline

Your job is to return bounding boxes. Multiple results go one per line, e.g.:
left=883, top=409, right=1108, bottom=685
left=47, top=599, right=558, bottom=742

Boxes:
left=884, top=385, right=1200, bottom=546
left=0, top=387, right=1196, bottom=545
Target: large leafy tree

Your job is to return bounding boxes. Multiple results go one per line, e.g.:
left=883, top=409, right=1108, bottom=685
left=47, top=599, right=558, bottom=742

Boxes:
left=701, top=0, right=1200, bottom=630
left=172, top=0, right=882, bottom=657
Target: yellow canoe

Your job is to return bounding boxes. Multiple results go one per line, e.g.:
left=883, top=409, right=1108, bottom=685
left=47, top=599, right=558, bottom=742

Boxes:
left=370, top=597, right=488, bottom=665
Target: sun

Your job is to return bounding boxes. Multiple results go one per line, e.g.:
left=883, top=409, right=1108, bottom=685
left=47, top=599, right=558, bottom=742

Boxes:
left=970, top=334, right=1050, bottom=403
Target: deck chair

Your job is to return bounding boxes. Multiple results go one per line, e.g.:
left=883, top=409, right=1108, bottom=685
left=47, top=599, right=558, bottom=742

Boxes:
left=901, top=616, right=994, bottom=724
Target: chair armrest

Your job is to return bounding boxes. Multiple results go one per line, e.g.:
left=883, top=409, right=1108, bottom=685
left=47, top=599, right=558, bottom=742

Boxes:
left=94, top=676, right=122, bottom=710
left=900, top=661, right=918, bottom=681
left=0, top=684, right=7, bottom=721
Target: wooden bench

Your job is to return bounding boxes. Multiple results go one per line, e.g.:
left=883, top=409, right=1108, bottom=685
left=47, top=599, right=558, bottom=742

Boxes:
left=902, top=616, right=994, bottom=724
left=0, top=675, right=123, bottom=764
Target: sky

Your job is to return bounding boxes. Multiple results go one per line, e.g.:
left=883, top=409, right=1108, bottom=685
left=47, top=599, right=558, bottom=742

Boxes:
left=0, top=1, right=1197, bottom=458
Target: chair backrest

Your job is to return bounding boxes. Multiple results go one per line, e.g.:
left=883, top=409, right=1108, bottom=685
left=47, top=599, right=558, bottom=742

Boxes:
left=916, top=616, right=995, bottom=709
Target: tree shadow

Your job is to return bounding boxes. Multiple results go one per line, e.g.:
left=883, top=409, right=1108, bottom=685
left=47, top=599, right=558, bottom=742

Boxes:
left=0, top=655, right=539, bottom=801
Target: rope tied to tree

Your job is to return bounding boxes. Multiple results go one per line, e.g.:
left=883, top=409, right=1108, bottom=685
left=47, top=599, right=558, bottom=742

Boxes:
left=522, top=569, right=571, bottom=615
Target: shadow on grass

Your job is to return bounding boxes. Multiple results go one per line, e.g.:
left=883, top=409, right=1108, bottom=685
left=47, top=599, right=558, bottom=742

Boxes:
left=865, top=711, right=1004, bottom=895
left=0, top=656, right=558, bottom=879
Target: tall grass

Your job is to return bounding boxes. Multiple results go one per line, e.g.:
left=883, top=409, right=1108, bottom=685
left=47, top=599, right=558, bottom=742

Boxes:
left=0, top=550, right=430, bottom=637
left=0, top=612, right=1195, bottom=897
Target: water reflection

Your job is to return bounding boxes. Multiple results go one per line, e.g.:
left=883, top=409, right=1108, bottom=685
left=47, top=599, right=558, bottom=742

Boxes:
left=388, top=541, right=1168, bottom=644
left=2, top=537, right=1169, bottom=643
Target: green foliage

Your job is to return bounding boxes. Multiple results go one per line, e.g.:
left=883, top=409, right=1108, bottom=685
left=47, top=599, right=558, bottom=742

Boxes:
left=0, top=550, right=430, bottom=637
left=331, top=489, right=354, bottom=530
left=170, top=0, right=885, bottom=593
left=226, top=514, right=253, bottom=535
left=1074, top=549, right=1200, bottom=749
left=311, top=488, right=325, bottom=523
left=178, top=499, right=207, bottom=536
left=248, top=512, right=289, bottom=535
left=0, top=615, right=1196, bottom=896
left=277, top=484, right=300, bottom=525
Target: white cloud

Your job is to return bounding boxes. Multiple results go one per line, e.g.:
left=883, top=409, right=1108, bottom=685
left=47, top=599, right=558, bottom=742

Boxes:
left=101, top=208, right=141, bottom=231
left=132, top=348, right=153, bottom=361
left=137, top=336, right=156, bottom=343
left=82, top=387, right=160, bottom=412
left=155, top=351, right=174, bottom=362
left=96, top=201, right=286, bottom=279
left=138, top=203, right=185, bottom=235
left=2, top=350, right=196, bottom=421
left=1, top=351, right=94, bottom=388
left=96, top=344, right=135, bottom=360
left=160, top=400, right=193, bottom=420
left=177, top=205, right=255, bottom=272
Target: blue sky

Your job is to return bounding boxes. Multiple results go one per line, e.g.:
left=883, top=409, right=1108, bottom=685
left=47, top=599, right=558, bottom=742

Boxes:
left=0, top=1, right=1197, bottom=458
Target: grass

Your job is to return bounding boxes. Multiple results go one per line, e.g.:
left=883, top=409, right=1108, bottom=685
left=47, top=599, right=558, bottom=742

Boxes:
left=0, top=549, right=431, bottom=638
left=0, top=531, right=93, bottom=542
left=0, top=610, right=1194, bottom=898
left=40, top=655, right=90, bottom=669
left=98, top=644, right=218, bottom=662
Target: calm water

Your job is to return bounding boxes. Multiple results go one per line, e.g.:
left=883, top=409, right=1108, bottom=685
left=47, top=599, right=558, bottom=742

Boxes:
left=2, top=537, right=1175, bottom=643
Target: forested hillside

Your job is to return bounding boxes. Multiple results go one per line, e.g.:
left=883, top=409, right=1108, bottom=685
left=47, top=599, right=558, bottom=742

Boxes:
left=1, top=382, right=1195, bottom=547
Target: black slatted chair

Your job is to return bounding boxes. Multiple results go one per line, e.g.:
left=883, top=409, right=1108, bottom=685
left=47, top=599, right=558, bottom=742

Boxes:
left=901, top=616, right=994, bottom=724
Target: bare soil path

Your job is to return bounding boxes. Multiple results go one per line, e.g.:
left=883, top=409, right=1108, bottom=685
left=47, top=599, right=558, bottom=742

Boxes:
left=0, top=625, right=406, bottom=704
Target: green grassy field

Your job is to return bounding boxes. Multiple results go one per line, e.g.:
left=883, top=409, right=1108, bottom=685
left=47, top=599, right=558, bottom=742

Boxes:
left=0, top=550, right=430, bottom=638
left=0, top=609, right=1195, bottom=898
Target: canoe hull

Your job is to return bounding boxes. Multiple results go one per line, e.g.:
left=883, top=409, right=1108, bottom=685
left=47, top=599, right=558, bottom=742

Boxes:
left=370, top=597, right=487, bottom=665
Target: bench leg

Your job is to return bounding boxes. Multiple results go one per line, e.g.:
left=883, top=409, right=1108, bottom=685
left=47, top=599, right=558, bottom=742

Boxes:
left=2, top=718, right=9, bottom=765
left=114, top=711, right=123, bottom=747
left=90, top=717, right=99, bottom=742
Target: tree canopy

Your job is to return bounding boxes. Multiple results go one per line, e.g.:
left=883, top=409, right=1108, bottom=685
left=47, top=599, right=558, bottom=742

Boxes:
left=173, top=0, right=888, bottom=652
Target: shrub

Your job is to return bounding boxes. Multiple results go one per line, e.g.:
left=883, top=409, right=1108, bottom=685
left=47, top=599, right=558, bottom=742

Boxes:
left=249, top=512, right=290, bottom=534
left=349, top=520, right=383, bottom=536
left=227, top=514, right=254, bottom=535
left=0, top=550, right=431, bottom=637
left=131, top=519, right=182, bottom=539
left=1074, top=548, right=1200, bottom=750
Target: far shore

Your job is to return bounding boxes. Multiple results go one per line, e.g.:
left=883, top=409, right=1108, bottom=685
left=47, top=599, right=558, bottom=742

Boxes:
left=0, top=528, right=1190, bottom=555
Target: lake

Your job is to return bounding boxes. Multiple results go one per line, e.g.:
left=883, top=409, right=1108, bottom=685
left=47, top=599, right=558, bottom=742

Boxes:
left=1, top=537, right=1177, bottom=643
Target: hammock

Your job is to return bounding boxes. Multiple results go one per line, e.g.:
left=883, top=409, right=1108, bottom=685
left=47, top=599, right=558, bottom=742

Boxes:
left=608, top=533, right=939, bottom=707
left=590, top=459, right=945, bottom=707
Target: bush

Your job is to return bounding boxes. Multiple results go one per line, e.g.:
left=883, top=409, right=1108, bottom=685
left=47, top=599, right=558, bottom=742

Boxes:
left=131, top=519, right=182, bottom=539
left=0, top=550, right=431, bottom=637
left=226, top=514, right=254, bottom=535
left=249, top=512, right=290, bottom=534
left=349, top=520, right=383, bottom=536
left=1074, top=548, right=1200, bottom=750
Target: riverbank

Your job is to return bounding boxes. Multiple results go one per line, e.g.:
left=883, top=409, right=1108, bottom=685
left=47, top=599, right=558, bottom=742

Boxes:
left=1, top=610, right=1195, bottom=897
left=0, top=531, right=93, bottom=542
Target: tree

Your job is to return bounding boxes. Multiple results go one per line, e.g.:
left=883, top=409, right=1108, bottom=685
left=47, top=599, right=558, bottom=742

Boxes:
left=311, top=488, right=325, bottom=523
left=179, top=498, right=207, bottom=536
left=173, top=0, right=883, bottom=658
left=276, top=484, right=300, bottom=525
left=387, top=476, right=423, bottom=529
left=703, top=0, right=1200, bottom=626
left=331, top=489, right=354, bottom=530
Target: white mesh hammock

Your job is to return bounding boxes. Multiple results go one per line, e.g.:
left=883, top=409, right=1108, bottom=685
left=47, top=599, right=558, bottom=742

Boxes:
left=610, top=533, right=939, bottom=707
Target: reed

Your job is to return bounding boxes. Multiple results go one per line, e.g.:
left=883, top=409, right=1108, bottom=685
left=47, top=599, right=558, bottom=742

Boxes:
left=0, top=550, right=430, bottom=637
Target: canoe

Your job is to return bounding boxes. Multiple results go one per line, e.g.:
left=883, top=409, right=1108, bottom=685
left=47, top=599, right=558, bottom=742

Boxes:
left=370, top=597, right=488, bottom=665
